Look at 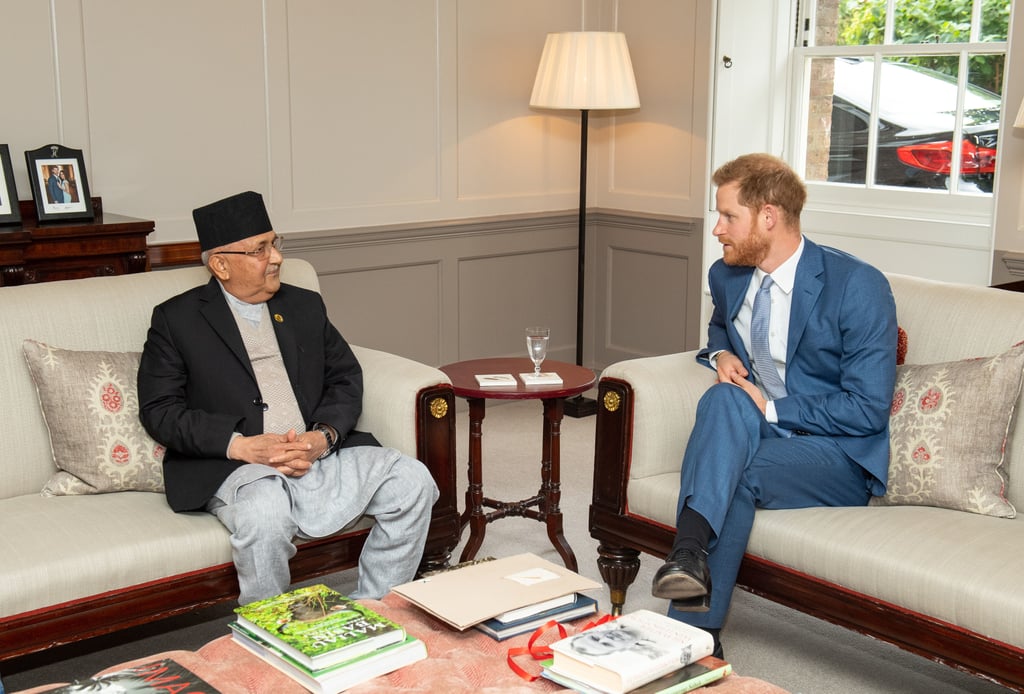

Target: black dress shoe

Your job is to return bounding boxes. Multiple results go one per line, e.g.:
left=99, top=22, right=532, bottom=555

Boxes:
left=651, top=548, right=711, bottom=612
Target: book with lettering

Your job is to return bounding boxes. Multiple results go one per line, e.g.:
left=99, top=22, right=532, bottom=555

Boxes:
left=36, top=658, right=222, bottom=693
left=392, top=552, right=600, bottom=630
left=542, top=655, right=731, bottom=694
left=474, top=592, right=599, bottom=641
left=545, top=609, right=715, bottom=694
left=233, top=584, right=405, bottom=670
left=230, top=623, right=426, bottom=694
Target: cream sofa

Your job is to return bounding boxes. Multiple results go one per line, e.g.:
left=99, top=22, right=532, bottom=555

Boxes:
left=0, top=259, right=460, bottom=662
left=590, top=273, right=1024, bottom=690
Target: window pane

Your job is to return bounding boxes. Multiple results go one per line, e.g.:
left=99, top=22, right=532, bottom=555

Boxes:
left=872, top=56, right=999, bottom=192
left=834, top=0, right=885, bottom=46
left=981, top=0, right=1010, bottom=41
left=893, top=1, right=971, bottom=44
left=874, top=58, right=961, bottom=188
left=962, top=53, right=1002, bottom=192
left=806, top=56, right=874, bottom=185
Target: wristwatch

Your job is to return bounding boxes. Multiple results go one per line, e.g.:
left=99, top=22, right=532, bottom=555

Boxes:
left=313, top=423, right=336, bottom=459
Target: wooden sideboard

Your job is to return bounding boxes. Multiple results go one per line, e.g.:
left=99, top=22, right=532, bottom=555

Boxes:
left=0, top=198, right=154, bottom=285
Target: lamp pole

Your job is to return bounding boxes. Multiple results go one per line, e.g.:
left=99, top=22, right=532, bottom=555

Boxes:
left=564, top=109, right=597, bottom=418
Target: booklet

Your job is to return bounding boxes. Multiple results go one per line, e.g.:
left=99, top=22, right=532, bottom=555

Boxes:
left=519, top=371, right=563, bottom=386
left=475, top=373, right=518, bottom=386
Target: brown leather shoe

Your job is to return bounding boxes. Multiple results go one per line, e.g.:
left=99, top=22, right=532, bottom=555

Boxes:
left=651, top=548, right=711, bottom=611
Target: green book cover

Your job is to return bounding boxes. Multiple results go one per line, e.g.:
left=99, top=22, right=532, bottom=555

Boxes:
left=234, top=584, right=405, bottom=669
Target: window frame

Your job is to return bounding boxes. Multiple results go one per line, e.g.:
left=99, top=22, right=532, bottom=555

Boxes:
left=788, top=0, right=1008, bottom=226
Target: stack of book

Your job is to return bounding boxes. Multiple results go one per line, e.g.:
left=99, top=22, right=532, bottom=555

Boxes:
left=229, top=584, right=426, bottom=693
left=474, top=592, right=599, bottom=641
left=540, top=609, right=731, bottom=694
left=392, top=552, right=601, bottom=631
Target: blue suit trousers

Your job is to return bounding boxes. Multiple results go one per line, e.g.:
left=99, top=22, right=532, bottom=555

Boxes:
left=669, top=383, right=872, bottom=629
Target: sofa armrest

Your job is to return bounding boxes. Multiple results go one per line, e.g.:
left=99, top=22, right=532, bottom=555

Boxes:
left=597, top=350, right=716, bottom=490
left=351, top=345, right=459, bottom=571
left=352, top=345, right=450, bottom=455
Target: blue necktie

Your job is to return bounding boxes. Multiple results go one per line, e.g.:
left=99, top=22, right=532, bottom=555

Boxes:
left=750, top=274, right=787, bottom=400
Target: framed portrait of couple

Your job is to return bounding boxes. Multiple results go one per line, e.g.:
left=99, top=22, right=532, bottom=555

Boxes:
left=0, top=144, right=20, bottom=226
left=24, top=143, right=94, bottom=223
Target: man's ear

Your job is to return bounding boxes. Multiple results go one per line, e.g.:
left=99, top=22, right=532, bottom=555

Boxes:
left=762, top=204, right=777, bottom=230
left=208, top=254, right=231, bottom=281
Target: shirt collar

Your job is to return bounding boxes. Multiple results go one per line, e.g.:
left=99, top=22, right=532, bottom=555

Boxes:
left=218, top=281, right=266, bottom=325
left=755, top=236, right=805, bottom=295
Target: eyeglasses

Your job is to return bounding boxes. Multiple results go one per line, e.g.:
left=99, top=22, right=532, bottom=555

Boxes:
left=213, top=236, right=284, bottom=260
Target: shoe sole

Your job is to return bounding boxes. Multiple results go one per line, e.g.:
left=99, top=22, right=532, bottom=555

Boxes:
left=651, top=572, right=709, bottom=600
left=670, top=595, right=711, bottom=612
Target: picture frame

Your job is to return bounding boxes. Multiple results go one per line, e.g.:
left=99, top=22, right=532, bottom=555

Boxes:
left=0, top=144, right=21, bottom=226
left=24, top=143, right=94, bottom=222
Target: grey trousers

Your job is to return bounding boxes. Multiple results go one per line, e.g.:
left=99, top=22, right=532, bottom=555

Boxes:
left=206, top=446, right=438, bottom=605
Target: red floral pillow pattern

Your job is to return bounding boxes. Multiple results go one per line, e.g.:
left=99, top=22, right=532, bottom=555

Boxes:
left=23, top=340, right=165, bottom=496
left=872, top=340, right=1024, bottom=518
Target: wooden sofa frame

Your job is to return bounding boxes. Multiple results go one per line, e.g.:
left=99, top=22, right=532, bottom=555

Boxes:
left=0, top=384, right=460, bottom=665
left=590, top=376, right=1024, bottom=692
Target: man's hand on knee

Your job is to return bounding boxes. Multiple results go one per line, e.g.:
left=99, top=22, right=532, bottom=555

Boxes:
left=228, top=430, right=322, bottom=474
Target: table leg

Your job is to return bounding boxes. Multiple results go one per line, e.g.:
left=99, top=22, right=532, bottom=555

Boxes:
left=541, top=397, right=578, bottom=572
left=459, top=397, right=487, bottom=563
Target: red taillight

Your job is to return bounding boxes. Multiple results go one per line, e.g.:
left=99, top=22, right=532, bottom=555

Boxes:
left=896, top=140, right=996, bottom=175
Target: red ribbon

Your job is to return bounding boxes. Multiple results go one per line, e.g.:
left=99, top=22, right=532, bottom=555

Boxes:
left=506, top=613, right=617, bottom=682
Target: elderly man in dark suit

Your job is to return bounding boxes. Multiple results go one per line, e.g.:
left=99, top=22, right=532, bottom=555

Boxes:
left=651, top=154, right=897, bottom=657
left=138, top=191, right=437, bottom=605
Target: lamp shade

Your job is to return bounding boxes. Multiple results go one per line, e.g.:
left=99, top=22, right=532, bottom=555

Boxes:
left=530, top=32, right=639, bottom=111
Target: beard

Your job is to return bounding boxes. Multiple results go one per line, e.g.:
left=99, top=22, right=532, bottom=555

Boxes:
left=722, top=223, right=771, bottom=267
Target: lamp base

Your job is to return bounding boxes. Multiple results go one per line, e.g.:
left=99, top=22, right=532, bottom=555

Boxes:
left=563, top=394, right=598, bottom=418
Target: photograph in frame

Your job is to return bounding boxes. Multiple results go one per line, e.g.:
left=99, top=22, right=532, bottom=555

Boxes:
left=24, top=144, right=94, bottom=222
left=0, top=144, right=21, bottom=226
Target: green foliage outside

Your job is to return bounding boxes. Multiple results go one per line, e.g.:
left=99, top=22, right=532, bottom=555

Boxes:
left=836, top=0, right=1011, bottom=93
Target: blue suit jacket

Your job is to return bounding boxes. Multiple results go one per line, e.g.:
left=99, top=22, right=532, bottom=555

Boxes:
left=697, top=238, right=896, bottom=494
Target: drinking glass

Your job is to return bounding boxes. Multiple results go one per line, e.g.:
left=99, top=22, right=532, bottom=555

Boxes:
left=525, top=327, right=550, bottom=375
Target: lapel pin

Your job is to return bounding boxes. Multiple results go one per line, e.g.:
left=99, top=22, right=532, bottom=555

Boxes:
left=274, top=313, right=284, bottom=323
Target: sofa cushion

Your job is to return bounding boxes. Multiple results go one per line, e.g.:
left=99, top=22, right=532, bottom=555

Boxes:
left=871, top=340, right=1024, bottom=518
left=747, top=505, right=1024, bottom=650
left=23, top=340, right=165, bottom=496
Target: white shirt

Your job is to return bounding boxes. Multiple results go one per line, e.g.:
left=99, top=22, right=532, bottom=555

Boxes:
left=712, top=237, right=805, bottom=423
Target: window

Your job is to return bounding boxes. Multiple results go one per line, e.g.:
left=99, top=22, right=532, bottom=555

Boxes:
left=795, top=0, right=1010, bottom=196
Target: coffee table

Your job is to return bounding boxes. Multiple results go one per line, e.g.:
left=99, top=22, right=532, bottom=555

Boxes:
left=12, top=593, right=790, bottom=693
left=439, top=357, right=595, bottom=572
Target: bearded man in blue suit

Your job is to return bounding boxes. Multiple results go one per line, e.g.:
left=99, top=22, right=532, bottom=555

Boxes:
left=651, top=154, right=897, bottom=657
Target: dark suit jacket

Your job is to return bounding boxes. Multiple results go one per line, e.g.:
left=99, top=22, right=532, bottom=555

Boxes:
left=697, top=238, right=897, bottom=494
left=138, top=277, right=378, bottom=512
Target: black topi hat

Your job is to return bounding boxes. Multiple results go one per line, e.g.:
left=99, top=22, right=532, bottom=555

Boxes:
left=192, top=191, right=273, bottom=252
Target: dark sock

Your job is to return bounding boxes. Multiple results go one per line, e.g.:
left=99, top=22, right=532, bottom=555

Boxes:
left=705, top=627, right=723, bottom=659
left=672, top=506, right=712, bottom=555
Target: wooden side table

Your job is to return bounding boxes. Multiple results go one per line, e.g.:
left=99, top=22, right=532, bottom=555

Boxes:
left=1, top=198, right=154, bottom=285
left=439, top=357, right=595, bottom=572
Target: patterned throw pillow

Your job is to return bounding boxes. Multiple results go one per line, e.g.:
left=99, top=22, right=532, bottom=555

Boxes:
left=871, top=340, right=1024, bottom=518
left=23, top=340, right=165, bottom=496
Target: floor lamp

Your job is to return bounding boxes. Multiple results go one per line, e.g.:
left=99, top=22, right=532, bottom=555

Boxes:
left=530, top=31, right=640, bottom=417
